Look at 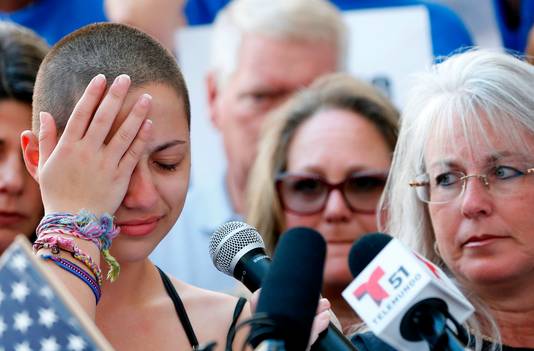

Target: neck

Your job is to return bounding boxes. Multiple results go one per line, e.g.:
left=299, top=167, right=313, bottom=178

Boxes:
left=323, top=284, right=360, bottom=333
left=467, top=278, right=534, bottom=347
left=98, top=259, right=158, bottom=310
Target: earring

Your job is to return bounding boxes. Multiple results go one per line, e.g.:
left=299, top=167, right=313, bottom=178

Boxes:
left=433, top=241, right=441, bottom=257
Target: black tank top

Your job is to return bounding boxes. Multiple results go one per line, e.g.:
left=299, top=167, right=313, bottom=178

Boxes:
left=157, top=267, right=247, bottom=350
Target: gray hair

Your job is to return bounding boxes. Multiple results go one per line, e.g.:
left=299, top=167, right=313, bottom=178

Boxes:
left=210, top=0, right=347, bottom=87
left=381, top=49, right=534, bottom=350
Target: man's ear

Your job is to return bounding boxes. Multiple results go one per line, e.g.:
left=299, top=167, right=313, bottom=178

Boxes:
left=20, top=130, right=40, bottom=182
left=206, top=71, right=222, bottom=131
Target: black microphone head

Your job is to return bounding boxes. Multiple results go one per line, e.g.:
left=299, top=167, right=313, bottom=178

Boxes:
left=349, top=232, right=392, bottom=278
left=250, top=227, right=326, bottom=350
left=209, top=221, right=265, bottom=276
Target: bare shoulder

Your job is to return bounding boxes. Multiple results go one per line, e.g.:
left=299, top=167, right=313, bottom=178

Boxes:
left=169, top=277, right=252, bottom=349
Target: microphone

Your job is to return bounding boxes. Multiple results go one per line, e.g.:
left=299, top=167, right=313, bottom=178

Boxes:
left=248, top=227, right=326, bottom=350
left=209, top=221, right=271, bottom=292
left=210, top=221, right=357, bottom=351
left=343, top=233, right=474, bottom=351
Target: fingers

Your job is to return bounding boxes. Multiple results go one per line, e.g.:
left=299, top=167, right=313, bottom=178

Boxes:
left=62, top=74, right=107, bottom=142
left=84, top=74, right=132, bottom=146
left=108, top=93, right=152, bottom=165
left=38, top=112, right=58, bottom=170
left=307, top=310, right=331, bottom=349
left=117, top=118, right=153, bottom=174
left=316, top=298, right=331, bottom=314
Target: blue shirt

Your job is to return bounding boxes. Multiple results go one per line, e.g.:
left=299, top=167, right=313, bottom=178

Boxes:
left=0, top=0, right=107, bottom=45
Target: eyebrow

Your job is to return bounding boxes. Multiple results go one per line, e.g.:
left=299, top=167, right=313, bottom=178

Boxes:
left=152, top=140, right=186, bottom=153
left=429, top=151, right=525, bottom=169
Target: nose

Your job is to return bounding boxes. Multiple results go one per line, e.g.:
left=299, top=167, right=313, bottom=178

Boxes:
left=322, top=189, right=351, bottom=223
left=460, top=175, right=493, bottom=219
left=122, top=165, right=159, bottom=210
left=0, top=154, right=25, bottom=195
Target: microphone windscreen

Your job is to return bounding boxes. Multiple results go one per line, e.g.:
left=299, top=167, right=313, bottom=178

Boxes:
left=253, top=227, right=326, bottom=350
left=348, top=232, right=392, bottom=278
left=209, top=221, right=265, bottom=275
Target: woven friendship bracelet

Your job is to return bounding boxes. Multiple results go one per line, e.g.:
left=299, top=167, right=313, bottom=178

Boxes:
left=36, top=210, right=120, bottom=281
left=41, top=254, right=101, bottom=304
left=33, top=235, right=103, bottom=287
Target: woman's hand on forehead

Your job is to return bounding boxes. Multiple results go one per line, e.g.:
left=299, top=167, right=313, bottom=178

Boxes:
left=36, top=74, right=153, bottom=216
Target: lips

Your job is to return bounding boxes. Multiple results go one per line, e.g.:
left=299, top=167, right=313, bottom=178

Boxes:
left=462, top=234, right=509, bottom=248
left=116, top=216, right=162, bottom=237
left=0, top=212, right=26, bottom=226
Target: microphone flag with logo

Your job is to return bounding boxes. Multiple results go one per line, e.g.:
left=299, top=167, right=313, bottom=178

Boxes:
left=343, top=233, right=474, bottom=351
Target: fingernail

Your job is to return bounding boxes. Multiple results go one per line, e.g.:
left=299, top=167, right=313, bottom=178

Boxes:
left=39, top=112, right=45, bottom=125
left=116, top=74, right=131, bottom=86
left=140, top=94, right=152, bottom=107
left=94, top=74, right=106, bottom=86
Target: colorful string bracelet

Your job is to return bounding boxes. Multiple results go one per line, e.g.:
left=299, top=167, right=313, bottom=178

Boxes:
left=36, top=210, right=120, bottom=281
left=41, top=254, right=101, bottom=304
left=33, top=235, right=103, bottom=287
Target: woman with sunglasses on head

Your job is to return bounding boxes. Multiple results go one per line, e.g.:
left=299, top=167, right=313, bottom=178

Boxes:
left=365, top=49, right=534, bottom=350
left=246, top=73, right=399, bottom=332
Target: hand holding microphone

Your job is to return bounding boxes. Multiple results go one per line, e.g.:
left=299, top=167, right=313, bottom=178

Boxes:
left=343, top=233, right=474, bottom=351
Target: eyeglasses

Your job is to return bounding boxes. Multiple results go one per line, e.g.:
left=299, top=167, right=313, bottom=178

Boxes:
left=276, top=171, right=388, bottom=215
left=409, top=165, right=534, bottom=204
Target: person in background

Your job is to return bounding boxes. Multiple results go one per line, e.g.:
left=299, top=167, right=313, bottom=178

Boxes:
left=0, top=0, right=107, bottom=45
left=0, top=22, right=47, bottom=253
left=184, top=0, right=473, bottom=59
left=246, top=73, right=399, bottom=332
left=104, top=0, right=186, bottom=54
left=492, top=0, right=533, bottom=53
left=354, top=49, right=534, bottom=350
left=151, top=0, right=347, bottom=293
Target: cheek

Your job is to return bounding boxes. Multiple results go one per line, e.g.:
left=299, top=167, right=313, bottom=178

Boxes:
left=354, top=214, right=379, bottom=233
left=24, top=175, right=43, bottom=214
left=429, top=206, right=457, bottom=255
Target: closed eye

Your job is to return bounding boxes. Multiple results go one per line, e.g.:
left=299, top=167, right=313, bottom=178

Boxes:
left=154, top=161, right=178, bottom=171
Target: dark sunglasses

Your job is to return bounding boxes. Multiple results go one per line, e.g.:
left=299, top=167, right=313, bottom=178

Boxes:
left=275, top=171, right=388, bottom=215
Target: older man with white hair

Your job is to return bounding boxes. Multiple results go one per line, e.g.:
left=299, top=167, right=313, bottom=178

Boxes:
left=152, top=0, right=346, bottom=292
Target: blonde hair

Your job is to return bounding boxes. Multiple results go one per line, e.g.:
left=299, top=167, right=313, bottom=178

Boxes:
left=382, top=48, right=534, bottom=350
left=210, top=0, right=347, bottom=88
left=246, top=73, right=399, bottom=254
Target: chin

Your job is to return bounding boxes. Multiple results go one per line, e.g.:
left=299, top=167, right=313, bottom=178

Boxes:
left=0, top=229, right=19, bottom=253
left=110, top=237, right=158, bottom=264
left=323, top=265, right=353, bottom=291
left=457, top=258, right=530, bottom=286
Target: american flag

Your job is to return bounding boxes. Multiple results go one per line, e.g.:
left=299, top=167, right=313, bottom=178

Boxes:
left=0, top=236, right=114, bottom=351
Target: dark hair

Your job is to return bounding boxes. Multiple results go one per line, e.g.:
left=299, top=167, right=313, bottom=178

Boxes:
left=0, top=22, right=48, bottom=104
left=33, top=22, right=190, bottom=132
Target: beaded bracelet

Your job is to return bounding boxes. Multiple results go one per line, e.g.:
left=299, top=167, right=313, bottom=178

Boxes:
left=41, top=254, right=101, bottom=304
left=36, top=210, right=120, bottom=281
left=33, top=235, right=103, bottom=287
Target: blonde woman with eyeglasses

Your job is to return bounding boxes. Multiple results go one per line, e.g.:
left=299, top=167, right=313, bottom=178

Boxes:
left=376, top=49, right=534, bottom=351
